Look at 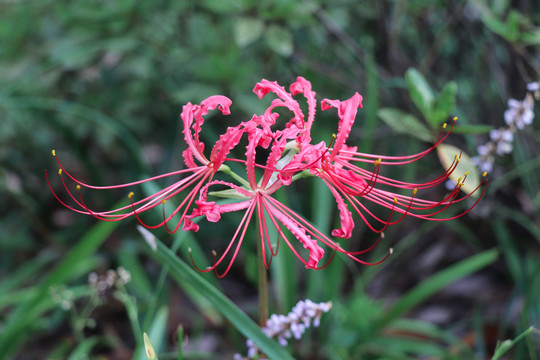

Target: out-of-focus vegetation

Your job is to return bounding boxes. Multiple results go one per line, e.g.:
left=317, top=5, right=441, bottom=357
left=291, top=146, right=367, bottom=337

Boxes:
left=1, top=0, right=539, bottom=359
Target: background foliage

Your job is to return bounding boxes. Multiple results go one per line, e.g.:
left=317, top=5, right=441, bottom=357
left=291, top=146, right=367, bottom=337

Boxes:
left=1, top=0, right=539, bottom=359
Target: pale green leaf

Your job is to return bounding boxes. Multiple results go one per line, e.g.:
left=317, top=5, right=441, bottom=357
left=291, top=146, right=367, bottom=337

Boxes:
left=405, top=68, right=434, bottom=119
left=264, top=25, right=293, bottom=57
left=377, top=108, right=434, bottom=142
left=234, top=17, right=264, bottom=47
left=437, top=143, right=482, bottom=196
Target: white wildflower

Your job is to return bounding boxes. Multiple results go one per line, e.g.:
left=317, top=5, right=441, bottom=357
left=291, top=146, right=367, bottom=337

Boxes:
left=504, top=98, right=534, bottom=129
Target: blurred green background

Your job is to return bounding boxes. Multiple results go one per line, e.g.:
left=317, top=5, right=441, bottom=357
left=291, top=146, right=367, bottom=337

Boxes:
left=1, top=0, right=539, bottom=359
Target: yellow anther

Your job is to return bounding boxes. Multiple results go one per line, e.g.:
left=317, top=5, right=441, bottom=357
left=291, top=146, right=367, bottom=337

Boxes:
left=443, top=123, right=447, bottom=129
left=76, top=185, right=81, bottom=191
left=413, top=188, right=418, bottom=196
left=212, top=250, right=217, bottom=257
left=464, top=171, right=470, bottom=176
left=482, top=171, right=487, bottom=177
left=374, top=157, right=382, bottom=166
left=58, top=169, right=62, bottom=175
left=128, top=192, right=134, bottom=199
left=162, top=199, right=167, bottom=204
left=52, top=149, right=56, bottom=157
left=393, top=197, right=398, bottom=204
left=332, top=134, right=337, bottom=140
left=457, top=177, right=463, bottom=183
left=452, top=116, right=458, bottom=122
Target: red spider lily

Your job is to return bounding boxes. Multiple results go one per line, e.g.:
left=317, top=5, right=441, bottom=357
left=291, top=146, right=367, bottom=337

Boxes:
left=48, top=76, right=486, bottom=276
left=47, top=95, right=245, bottom=232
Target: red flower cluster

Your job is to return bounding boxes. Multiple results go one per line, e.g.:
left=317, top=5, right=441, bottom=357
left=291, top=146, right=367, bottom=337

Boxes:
left=48, top=77, right=486, bottom=276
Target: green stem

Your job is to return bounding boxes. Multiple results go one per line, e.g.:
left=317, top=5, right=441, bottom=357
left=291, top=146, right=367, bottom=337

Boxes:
left=256, top=217, right=268, bottom=326
left=218, top=164, right=250, bottom=188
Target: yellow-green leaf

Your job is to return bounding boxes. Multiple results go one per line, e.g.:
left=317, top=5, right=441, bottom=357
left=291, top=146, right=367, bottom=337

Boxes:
left=377, top=108, right=435, bottom=142
left=437, top=143, right=481, bottom=196
left=143, top=333, right=159, bottom=360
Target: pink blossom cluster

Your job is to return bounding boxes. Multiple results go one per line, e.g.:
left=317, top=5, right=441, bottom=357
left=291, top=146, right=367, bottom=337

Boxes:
left=48, top=77, right=486, bottom=276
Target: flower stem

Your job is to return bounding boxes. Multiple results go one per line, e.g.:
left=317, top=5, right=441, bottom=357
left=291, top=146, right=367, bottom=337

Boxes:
left=256, top=218, right=268, bottom=326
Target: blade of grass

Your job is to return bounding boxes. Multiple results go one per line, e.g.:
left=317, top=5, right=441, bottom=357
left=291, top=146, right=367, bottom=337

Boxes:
left=177, top=325, right=184, bottom=360
left=67, top=337, right=101, bottom=360
left=491, top=326, right=535, bottom=360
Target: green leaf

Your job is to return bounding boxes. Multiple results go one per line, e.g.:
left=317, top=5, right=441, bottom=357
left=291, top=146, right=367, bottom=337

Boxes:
left=234, top=17, right=264, bottom=47
left=405, top=68, right=434, bottom=119
left=430, top=81, right=457, bottom=127
left=521, top=29, right=540, bottom=45
left=148, top=237, right=295, bottom=360
left=480, top=14, right=508, bottom=38
left=377, top=108, right=434, bottom=142
left=264, top=25, right=293, bottom=57
left=375, top=249, right=498, bottom=332
left=505, top=10, right=522, bottom=43
left=437, top=143, right=482, bottom=196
